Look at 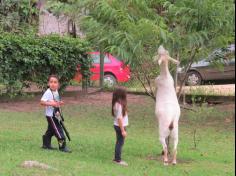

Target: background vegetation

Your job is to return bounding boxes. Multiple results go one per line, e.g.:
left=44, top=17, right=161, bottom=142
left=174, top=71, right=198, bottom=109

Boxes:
left=0, top=0, right=235, bottom=96
left=0, top=0, right=39, bottom=33
left=47, top=0, right=235, bottom=97
left=0, top=33, right=91, bottom=96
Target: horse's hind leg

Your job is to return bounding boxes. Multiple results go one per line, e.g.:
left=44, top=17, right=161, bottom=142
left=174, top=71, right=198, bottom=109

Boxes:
left=162, top=137, right=171, bottom=155
left=160, top=137, right=169, bottom=165
left=159, top=127, right=170, bottom=166
left=171, top=124, right=179, bottom=165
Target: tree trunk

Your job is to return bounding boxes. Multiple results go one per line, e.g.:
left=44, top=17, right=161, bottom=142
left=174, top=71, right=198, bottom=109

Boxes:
left=29, top=0, right=31, bottom=23
left=193, top=129, right=197, bottom=149
left=72, top=21, right=77, bottom=38
left=177, top=47, right=198, bottom=99
left=174, top=52, right=180, bottom=90
left=183, top=81, right=186, bottom=105
left=100, top=51, right=105, bottom=89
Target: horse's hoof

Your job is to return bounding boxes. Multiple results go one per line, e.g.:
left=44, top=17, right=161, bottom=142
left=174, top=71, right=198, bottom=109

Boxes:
left=172, top=161, right=177, bottom=165
left=164, top=161, right=169, bottom=166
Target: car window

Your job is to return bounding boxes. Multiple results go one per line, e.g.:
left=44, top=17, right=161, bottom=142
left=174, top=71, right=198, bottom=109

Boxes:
left=104, top=55, right=112, bottom=63
left=90, top=54, right=111, bottom=64
left=91, top=54, right=100, bottom=64
left=209, top=45, right=235, bottom=63
left=227, top=58, right=235, bottom=65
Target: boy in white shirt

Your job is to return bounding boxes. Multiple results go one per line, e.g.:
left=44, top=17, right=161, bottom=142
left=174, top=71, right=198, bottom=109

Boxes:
left=40, top=75, right=71, bottom=153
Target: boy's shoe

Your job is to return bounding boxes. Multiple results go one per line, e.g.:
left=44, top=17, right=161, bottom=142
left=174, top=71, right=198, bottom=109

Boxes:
left=59, top=141, right=72, bottom=153
left=42, top=135, right=57, bottom=150
left=113, top=160, right=128, bottom=167
left=42, top=145, right=57, bottom=150
left=59, top=146, right=72, bottom=153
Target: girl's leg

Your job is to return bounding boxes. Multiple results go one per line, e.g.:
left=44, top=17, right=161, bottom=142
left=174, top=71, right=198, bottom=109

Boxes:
left=114, top=126, right=125, bottom=162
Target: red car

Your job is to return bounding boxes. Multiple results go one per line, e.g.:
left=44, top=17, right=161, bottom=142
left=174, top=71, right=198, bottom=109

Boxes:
left=75, top=52, right=131, bottom=86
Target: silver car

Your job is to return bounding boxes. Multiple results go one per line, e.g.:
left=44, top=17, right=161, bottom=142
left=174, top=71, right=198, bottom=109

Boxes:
left=178, top=45, right=235, bottom=86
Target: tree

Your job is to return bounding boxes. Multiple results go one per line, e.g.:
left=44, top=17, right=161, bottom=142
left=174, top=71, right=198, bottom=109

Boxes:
left=47, top=0, right=169, bottom=92
left=163, top=0, right=235, bottom=98
left=47, top=0, right=235, bottom=99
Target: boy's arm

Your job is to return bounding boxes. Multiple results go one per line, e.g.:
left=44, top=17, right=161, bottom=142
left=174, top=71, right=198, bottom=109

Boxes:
left=40, top=100, right=59, bottom=107
left=40, top=90, right=64, bottom=107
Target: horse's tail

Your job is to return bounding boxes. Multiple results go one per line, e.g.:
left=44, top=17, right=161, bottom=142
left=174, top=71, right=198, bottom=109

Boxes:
left=169, top=121, right=174, bottom=131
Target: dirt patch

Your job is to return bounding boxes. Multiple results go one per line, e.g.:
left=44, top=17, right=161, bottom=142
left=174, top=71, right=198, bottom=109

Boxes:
left=215, top=103, right=235, bottom=112
left=0, top=92, right=148, bottom=112
left=0, top=100, right=41, bottom=112
left=0, top=89, right=234, bottom=114
left=21, top=160, right=56, bottom=170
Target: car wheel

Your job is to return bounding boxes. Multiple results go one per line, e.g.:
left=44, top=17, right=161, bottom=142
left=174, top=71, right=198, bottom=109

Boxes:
left=186, top=71, right=202, bottom=86
left=104, top=74, right=117, bottom=87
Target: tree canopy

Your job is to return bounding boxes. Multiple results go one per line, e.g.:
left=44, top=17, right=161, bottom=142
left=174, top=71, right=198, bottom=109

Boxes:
left=47, top=0, right=235, bottom=97
left=47, top=0, right=235, bottom=65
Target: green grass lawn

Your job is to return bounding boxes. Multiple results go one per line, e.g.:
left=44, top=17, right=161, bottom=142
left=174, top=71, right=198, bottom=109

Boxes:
left=0, top=96, right=235, bottom=176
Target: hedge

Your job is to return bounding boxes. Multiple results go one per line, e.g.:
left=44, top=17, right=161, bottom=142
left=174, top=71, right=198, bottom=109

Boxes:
left=0, top=33, right=92, bottom=96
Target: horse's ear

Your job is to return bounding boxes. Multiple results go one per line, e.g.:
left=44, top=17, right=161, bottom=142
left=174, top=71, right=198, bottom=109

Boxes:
left=158, top=58, right=163, bottom=65
left=158, top=45, right=166, bottom=55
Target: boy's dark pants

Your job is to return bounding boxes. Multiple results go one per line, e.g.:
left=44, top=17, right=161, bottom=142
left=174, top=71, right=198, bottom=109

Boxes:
left=43, top=116, right=66, bottom=148
left=114, top=125, right=126, bottom=162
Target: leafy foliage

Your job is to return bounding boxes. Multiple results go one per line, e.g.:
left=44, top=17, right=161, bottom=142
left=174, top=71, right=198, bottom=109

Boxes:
left=47, top=0, right=170, bottom=65
left=163, top=0, right=235, bottom=62
left=162, top=0, right=235, bottom=97
left=49, top=0, right=234, bottom=65
left=0, top=33, right=91, bottom=96
left=0, top=0, right=39, bottom=33
left=5, top=0, right=234, bottom=97
left=47, top=0, right=169, bottom=94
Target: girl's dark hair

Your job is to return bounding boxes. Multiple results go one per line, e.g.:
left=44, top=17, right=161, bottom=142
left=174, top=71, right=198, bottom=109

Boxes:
left=48, top=75, right=59, bottom=82
left=112, top=88, right=128, bottom=117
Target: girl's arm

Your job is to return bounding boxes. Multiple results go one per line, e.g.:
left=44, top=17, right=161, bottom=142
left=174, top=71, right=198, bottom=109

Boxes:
left=118, top=118, right=127, bottom=138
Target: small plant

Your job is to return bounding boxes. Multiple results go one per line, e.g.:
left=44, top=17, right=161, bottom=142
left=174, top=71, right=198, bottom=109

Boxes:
left=186, top=104, right=226, bottom=149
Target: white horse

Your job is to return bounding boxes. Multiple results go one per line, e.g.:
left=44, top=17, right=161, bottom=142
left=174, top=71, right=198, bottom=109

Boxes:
left=154, top=46, right=181, bottom=165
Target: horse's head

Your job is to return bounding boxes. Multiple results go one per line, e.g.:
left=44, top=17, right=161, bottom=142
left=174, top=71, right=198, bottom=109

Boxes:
left=154, top=45, right=180, bottom=66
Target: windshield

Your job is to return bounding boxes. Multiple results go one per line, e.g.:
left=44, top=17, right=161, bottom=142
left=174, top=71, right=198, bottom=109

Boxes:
left=208, top=44, right=235, bottom=62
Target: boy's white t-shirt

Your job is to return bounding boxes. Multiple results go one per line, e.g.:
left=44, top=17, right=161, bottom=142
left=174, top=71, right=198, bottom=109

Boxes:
left=113, top=103, right=129, bottom=127
left=41, top=88, right=60, bottom=117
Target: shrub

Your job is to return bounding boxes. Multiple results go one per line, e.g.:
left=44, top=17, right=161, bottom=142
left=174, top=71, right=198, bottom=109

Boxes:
left=0, top=33, right=92, bottom=96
